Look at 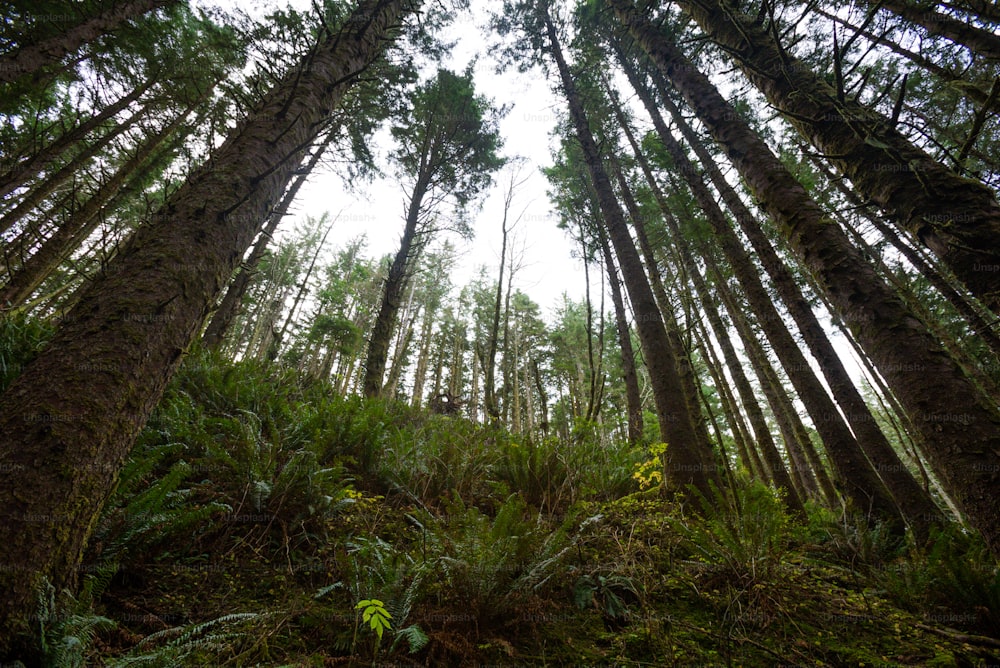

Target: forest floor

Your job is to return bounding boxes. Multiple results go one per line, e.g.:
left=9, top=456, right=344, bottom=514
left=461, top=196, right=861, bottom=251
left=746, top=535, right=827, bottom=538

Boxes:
left=3, top=334, right=998, bottom=667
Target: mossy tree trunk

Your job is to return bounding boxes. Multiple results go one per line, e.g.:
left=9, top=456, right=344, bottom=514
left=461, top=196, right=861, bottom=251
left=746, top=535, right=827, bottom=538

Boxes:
left=542, top=7, right=720, bottom=496
left=0, top=0, right=418, bottom=656
left=670, top=0, right=1000, bottom=312
left=608, top=0, right=1000, bottom=554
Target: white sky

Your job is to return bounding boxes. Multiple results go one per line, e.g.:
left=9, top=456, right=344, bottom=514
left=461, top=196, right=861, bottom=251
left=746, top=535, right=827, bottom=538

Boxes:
left=278, top=1, right=588, bottom=316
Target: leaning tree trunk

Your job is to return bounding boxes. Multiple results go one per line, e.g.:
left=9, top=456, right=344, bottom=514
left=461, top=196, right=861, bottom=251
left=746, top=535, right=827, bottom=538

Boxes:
left=651, top=84, right=941, bottom=539
left=542, top=7, right=720, bottom=496
left=0, top=101, right=151, bottom=237
left=0, top=0, right=418, bottom=656
left=609, top=0, right=1000, bottom=554
left=200, top=142, right=326, bottom=348
left=363, top=170, right=429, bottom=397
left=0, top=0, right=179, bottom=85
left=669, top=0, right=1000, bottom=312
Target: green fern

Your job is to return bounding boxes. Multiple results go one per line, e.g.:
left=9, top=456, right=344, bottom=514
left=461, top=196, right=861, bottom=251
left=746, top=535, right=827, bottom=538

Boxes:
left=35, top=576, right=116, bottom=668
left=106, top=612, right=262, bottom=667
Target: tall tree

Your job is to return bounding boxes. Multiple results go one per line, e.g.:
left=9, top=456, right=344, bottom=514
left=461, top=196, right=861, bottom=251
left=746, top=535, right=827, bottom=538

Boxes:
left=607, top=0, right=1000, bottom=554
left=669, top=0, right=1000, bottom=312
left=495, top=0, right=721, bottom=494
left=0, top=0, right=422, bottom=655
left=362, top=67, right=504, bottom=397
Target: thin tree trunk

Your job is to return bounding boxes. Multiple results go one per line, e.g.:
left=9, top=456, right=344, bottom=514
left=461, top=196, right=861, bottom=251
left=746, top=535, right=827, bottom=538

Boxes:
left=410, top=305, right=435, bottom=409
left=363, top=170, right=430, bottom=397
left=610, top=2, right=1000, bottom=554
left=270, top=220, right=335, bottom=357
left=0, top=1, right=418, bottom=653
left=484, top=184, right=511, bottom=421
left=870, top=0, right=1000, bottom=59
left=596, top=224, right=643, bottom=446
left=692, top=316, right=763, bottom=480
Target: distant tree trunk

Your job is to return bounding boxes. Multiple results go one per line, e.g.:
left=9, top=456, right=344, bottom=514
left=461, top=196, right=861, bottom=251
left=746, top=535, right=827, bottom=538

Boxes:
left=532, top=358, right=549, bottom=436
left=670, top=0, right=1000, bottom=312
left=691, top=317, right=764, bottom=479
left=410, top=305, right=436, bottom=409
left=363, top=171, right=430, bottom=397
left=541, top=9, right=720, bottom=495
left=0, top=0, right=419, bottom=654
left=610, top=2, right=1000, bottom=554
left=0, top=0, right=179, bottom=85
left=385, top=322, right=415, bottom=398
left=484, top=189, right=511, bottom=421
left=596, top=225, right=643, bottom=446
left=270, top=220, right=335, bottom=358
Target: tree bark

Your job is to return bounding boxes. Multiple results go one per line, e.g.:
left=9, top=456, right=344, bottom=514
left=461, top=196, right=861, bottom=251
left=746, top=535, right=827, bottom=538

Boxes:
left=596, top=223, right=643, bottom=446
left=610, top=0, right=1000, bottom=553
left=543, top=7, right=719, bottom=495
left=670, top=0, right=1000, bottom=312
left=363, top=170, right=430, bottom=397
left=0, top=0, right=418, bottom=655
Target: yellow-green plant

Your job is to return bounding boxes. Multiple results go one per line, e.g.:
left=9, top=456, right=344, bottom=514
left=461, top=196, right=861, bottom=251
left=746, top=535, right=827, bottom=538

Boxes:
left=632, top=442, right=667, bottom=489
left=354, top=598, right=392, bottom=655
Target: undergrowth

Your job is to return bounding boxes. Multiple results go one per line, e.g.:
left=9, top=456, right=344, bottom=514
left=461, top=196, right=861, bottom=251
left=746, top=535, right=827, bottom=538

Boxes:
left=1, top=342, right=996, bottom=665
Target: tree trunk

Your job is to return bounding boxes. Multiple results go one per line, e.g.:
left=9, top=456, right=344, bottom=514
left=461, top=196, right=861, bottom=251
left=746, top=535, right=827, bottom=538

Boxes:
left=542, top=8, right=720, bottom=495
left=200, top=140, right=329, bottom=349
left=363, top=170, right=429, bottom=397
left=610, top=1, right=1000, bottom=553
left=0, top=0, right=418, bottom=654
left=668, top=0, right=1000, bottom=312
left=410, top=304, right=436, bottom=409
left=691, top=316, right=764, bottom=480
left=596, top=223, right=643, bottom=445
left=0, top=0, right=179, bottom=85
left=870, top=0, right=1000, bottom=59
left=654, top=85, right=941, bottom=538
